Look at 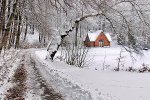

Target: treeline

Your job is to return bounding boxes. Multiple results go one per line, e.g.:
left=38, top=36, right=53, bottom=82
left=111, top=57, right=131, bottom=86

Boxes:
left=0, top=0, right=52, bottom=53
left=0, top=0, right=24, bottom=53
left=0, top=0, right=150, bottom=54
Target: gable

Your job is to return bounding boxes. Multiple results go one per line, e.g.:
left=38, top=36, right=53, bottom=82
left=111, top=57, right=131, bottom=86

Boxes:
left=96, top=32, right=112, bottom=42
left=96, top=32, right=107, bottom=41
left=95, top=32, right=112, bottom=42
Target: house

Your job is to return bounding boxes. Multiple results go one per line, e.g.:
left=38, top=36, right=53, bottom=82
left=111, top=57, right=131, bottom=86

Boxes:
left=84, top=30, right=112, bottom=47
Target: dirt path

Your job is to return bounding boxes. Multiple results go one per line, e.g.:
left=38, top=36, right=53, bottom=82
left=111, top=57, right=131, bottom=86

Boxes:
left=5, top=62, right=27, bottom=100
left=1, top=50, right=64, bottom=100
left=24, top=52, right=64, bottom=100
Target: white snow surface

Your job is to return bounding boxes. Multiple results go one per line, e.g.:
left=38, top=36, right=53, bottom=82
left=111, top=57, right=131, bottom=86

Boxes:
left=25, top=30, right=39, bottom=43
left=35, top=47, right=150, bottom=100
left=88, top=46, right=150, bottom=70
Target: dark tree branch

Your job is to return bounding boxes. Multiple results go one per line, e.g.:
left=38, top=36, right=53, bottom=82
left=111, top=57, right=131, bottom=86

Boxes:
left=49, top=12, right=103, bottom=60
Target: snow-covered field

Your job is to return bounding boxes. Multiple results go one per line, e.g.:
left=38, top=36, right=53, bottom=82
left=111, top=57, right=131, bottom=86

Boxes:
left=88, top=46, right=150, bottom=70
left=35, top=47, right=150, bottom=100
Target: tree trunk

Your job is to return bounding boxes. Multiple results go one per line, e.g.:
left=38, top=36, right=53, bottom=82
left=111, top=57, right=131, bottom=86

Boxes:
left=0, top=0, right=6, bottom=36
left=23, top=17, right=28, bottom=41
left=15, top=12, right=22, bottom=49
left=32, top=24, right=34, bottom=34
left=0, top=0, right=6, bottom=53
left=75, top=22, right=79, bottom=46
left=44, top=35, right=46, bottom=47
left=7, top=0, right=11, bottom=18
left=0, top=0, right=18, bottom=53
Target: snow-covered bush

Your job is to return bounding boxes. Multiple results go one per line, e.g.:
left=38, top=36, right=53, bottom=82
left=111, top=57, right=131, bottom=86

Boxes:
left=127, top=66, right=137, bottom=72
left=138, top=64, right=150, bottom=73
left=64, top=44, right=89, bottom=68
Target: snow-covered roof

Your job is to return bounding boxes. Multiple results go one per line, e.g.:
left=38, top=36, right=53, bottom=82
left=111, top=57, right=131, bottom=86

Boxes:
left=105, top=33, right=112, bottom=41
left=88, top=30, right=102, bottom=41
left=87, top=30, right=112, bottom=42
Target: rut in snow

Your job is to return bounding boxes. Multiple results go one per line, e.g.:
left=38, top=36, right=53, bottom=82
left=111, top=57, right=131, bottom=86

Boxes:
left=25, top=52, right=64, bottom=100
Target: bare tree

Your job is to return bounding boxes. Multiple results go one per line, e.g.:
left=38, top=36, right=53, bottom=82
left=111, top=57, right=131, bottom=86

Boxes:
left=115, top=48, right=125, bottom=71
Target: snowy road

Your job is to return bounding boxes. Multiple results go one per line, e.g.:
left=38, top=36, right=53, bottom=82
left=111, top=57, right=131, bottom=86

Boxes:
left=33, top=50, right=93, bottom=100
left=0, top=50, right=64, bottom=100
left=1, top=49, right=150, bottom=100
left=25, top=51, right=64, bottom=100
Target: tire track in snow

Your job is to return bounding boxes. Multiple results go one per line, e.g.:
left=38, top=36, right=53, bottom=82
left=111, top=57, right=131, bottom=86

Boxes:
left=25, top=52, right=64, bottom=100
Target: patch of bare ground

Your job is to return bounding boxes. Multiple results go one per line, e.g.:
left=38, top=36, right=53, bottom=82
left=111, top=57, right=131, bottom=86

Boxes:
left=2, top=51, right=64, bottom=100
left=5, top=63, right=27, bottom=100
left=28, top=57, right=64, bottom=100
